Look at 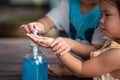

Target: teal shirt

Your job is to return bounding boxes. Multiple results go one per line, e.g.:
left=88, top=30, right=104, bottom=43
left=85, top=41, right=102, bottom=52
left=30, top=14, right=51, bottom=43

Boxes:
left=68, top=0, right=101, bottom=43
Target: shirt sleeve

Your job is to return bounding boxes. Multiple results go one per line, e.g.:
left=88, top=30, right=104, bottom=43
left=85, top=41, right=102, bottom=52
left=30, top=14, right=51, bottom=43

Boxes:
left=46, top=0, right=69, bottom=32
left=91, top=27, right=106, bottom=46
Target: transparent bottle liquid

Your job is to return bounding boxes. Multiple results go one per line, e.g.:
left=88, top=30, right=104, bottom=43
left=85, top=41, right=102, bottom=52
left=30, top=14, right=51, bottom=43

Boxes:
left=22, top=28, right=48, bottom=80
left=22, top=42, right=48, bottom=80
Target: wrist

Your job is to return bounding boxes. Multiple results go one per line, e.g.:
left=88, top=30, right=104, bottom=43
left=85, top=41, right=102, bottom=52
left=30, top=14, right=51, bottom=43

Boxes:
left=39, top=22, right=45, bottom=34
left=38, top=16, right=54, bottom=34
left=64, top=38, right=74, bottom=50
left=36, top=21, right=45, bottom=34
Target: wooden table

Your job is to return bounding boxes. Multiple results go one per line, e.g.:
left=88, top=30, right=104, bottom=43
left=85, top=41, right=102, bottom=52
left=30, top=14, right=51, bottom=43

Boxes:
left=0, top=38, right=92, bottom=80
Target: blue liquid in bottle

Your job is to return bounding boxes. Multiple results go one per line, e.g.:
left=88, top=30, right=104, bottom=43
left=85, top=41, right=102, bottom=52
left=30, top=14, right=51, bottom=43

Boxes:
left=22, top=58, right=48, bottom=80
left=22, top=44, right=48, bottom=80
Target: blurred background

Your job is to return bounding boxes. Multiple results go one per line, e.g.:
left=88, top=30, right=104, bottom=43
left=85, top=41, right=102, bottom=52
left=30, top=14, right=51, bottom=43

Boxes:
left=0, top=0, right=59, bottom=38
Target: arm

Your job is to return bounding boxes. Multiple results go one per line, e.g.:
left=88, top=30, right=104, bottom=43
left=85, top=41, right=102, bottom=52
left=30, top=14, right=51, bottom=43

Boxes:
left=19, top=16, right=55, bottom=35
left=62, top=38, right=101, bottom=58
left=56, top=49, right=120, bottom=77
left=38, top=0, right=69, bottom=33
left=19, top=0, right=69, bottom=35
left=53, top=27, right=105, bottom=58
left=26, top=34, right=100, bottom=58
left=25, top=34, right=120, bottom=78
left=38, top=0, right=69, bottom=34
left=50, top=37, right=101, bottom=58
left=38, top=16, right=55, bottom=34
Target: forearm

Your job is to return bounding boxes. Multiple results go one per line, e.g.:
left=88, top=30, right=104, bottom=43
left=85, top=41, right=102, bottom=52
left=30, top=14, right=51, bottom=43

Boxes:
left=72, top=42, right=99, bottom=57
left=38, top=16, right=55, bottom=34
left=56, top=53, right=83, bottom=77
left=63, top=38, right=100, bottom=57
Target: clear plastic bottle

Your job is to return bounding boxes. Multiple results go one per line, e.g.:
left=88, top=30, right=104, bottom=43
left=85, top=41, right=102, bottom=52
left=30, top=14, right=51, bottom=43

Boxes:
left=22, top=30, right=48, bottom=80
left=22, top=43, right=48, bottom=80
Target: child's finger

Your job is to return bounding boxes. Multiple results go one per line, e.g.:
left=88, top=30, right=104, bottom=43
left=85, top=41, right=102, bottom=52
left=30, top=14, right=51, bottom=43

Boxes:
left=53, top=46, right=66, bottom=55
left=51, top=42, right=63, bottom=52
left=50, top=39, right=60, bottom=47
left=60, top=48, right=70, bottom=56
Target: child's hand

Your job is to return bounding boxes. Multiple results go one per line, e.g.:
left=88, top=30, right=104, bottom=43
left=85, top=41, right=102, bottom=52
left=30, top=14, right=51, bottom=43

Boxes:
left=50, top=37, right=71, bottom=55
left=26, top=33, right=54, bottom=48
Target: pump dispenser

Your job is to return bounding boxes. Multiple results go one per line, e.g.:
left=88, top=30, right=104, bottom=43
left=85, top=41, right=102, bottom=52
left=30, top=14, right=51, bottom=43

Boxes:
left=22, top=30, right=48, bottom=80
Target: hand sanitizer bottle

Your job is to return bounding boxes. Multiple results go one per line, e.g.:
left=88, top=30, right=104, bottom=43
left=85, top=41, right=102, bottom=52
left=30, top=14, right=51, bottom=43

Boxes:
left=22, top=30, right=48, bottom=80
